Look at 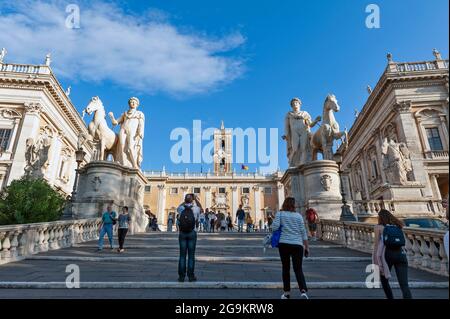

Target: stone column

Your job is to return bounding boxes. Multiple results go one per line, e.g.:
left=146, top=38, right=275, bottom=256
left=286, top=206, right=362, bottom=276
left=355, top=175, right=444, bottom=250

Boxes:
left=7, top=103, right=42, bottom=184
left=415, top=117, right=428, bottom=155
left=6, top=118, right=21, bottom=153
left=439, top=115, right=449, bottom=150
left=394, top=101, right=433, bottom=196
left=181, top=186, right=189, bottom=199
left=203, top=186, right=212, bottom=209
left=48, top=130, right=64, bottom=184
left=253, top=186, right=262, bottom=227
left=430, top=174, right=442, bottom=200
left=374, top=129, right=387, bottom=184
left=359, top=152, right=371, bottom=199
left=157, top=184, right=167, bottom=225
left=277, top=182, right=285, bottom=210
left=231, top=186, right=238, bottom=217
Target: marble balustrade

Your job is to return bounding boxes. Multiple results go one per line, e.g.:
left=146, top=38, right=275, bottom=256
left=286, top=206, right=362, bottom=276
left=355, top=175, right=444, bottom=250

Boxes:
left=0, top=218, right=101, bottom=265
left=318, top=219, right=449, bottom=277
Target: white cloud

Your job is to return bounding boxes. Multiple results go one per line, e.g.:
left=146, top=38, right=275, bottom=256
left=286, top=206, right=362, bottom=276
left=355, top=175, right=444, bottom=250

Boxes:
left=0, top=1, right=246, bottom=96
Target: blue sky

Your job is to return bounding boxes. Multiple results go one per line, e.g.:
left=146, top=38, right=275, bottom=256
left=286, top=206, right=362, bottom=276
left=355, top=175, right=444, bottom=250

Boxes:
left=0, top=0, right=448, bottom=172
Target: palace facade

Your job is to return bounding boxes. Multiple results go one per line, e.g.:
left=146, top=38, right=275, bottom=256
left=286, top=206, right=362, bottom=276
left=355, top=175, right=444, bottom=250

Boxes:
left=142, top=122, right=285, bottom=228
left=340, top=50, right=448, bottom=219
left=0, top=50, right=448, bottom=225
left=0, top=55, right=94, bottom=195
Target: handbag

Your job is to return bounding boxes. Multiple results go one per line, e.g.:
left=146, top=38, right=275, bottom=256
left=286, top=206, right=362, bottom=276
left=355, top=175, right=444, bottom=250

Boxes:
left=270, top=212, right=283, bottom=248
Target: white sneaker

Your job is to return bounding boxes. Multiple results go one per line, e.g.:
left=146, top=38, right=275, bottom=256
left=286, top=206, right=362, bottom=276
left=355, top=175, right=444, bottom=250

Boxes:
left=281, top=293, right=290, bottom=299
left=300, top=292, right=309, bottom=299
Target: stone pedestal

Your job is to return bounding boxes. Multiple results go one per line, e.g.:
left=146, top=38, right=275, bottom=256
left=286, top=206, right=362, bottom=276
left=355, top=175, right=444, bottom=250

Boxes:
left=282, top=160, right=346, bottom=220
left=70, top=161, right=149, bottom=234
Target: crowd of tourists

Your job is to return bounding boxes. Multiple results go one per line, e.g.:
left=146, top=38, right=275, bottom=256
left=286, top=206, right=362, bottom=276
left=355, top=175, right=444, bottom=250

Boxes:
left=96, top=193, right=449, bottom=299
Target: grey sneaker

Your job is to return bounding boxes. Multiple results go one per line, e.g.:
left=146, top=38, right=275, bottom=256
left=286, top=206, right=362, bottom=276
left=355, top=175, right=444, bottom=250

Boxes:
left=281, top=293, right=290, bottom=299
left=300, top=291, right=309, bottom=299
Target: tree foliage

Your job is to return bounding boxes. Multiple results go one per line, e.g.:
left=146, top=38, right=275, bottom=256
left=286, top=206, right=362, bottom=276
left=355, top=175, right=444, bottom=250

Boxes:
left=0, top=177, right=66, bottom=225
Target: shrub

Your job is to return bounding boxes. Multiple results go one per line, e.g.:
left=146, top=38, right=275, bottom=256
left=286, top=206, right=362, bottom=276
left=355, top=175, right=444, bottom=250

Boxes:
left=0, top=177, right=66, bottom=225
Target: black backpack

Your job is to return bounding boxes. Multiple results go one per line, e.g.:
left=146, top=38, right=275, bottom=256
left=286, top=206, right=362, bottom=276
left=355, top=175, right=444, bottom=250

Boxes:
left=383, top=225, right=405, bottom=248
left=179, top=205, right=196, bottom=233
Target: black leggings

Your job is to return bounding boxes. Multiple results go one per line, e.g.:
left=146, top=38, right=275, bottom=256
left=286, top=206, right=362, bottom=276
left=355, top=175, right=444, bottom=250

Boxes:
left=278, top=243, right=308, bottom=293
left=118, top=228, right=128, bottom=249
left=380, top=248, right=412, bottom=299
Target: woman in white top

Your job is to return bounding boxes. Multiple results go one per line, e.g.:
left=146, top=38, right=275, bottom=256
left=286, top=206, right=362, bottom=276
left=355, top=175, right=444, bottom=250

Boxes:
left=272, top=197, right=309, bottom=299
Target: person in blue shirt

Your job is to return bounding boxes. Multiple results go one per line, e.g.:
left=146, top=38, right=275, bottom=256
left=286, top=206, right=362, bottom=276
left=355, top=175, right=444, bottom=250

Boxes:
left=97, top=205, right=117, bottom=251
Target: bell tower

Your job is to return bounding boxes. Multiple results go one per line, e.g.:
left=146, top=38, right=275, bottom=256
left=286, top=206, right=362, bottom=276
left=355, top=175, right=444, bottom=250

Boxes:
left=213, top=120, right=232, bottom=175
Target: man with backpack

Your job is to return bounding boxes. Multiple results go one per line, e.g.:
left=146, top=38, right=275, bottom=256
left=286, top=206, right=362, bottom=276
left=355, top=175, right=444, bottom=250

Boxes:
left=306, top=208, right=319, bottom=241
left=236, top=205, right=246, bottom=232
left=177, top=193, right=202, bottom=282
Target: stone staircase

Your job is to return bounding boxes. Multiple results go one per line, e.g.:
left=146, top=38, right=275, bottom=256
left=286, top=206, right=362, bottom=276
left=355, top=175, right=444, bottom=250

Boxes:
left=0, top=231, right=447, bottom=299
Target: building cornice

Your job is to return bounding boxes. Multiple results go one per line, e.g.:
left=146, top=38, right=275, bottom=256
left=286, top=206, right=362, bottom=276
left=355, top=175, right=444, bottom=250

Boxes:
left=0, top=65, right=88, bottom=136
left=342, top=62, right=448, bottom=154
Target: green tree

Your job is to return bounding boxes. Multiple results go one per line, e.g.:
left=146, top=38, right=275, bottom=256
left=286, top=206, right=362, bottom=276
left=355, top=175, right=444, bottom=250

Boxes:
left=0, top=177, right=66, bottom=225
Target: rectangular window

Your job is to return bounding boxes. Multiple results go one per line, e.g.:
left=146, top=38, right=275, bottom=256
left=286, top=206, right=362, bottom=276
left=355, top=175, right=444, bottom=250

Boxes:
left=170, top=187, right=178, bottom=194
left=242, top=187, right=250, bottom=194
left=219, top=187, right=226, bottom=194
left=193, top=187, right=201, bottom=194
left=264, top=187, right=272, bottom=194
left=0, top=129, right=12, bottom=151
left=426, top=128, right=443, bottom=151
left=144, top=185, right=151, bottom=192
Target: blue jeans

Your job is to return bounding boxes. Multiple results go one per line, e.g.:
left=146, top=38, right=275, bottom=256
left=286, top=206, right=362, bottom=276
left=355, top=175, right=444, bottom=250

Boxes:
left=237, top=219, right=244, bottom=232
left=178, top=231, right=197, bottom=278
left=168, top=220, right=173, bottom=232
left=98, top=223, right=113, bottom=249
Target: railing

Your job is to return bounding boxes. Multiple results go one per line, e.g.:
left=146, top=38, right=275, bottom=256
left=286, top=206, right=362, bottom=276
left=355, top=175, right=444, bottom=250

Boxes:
left=353, top=200, right=395, bottom=216
left=318, top=219, right=448, bottom=277
left=0, top=62, right=51, bottom=75
left=0, top=218, right=101, bottom=265
left=143, top=170, right=279, bottom=179
left=424, top=150, right=449, bottom=160
left=353, top=199, right=446, bottom=217
left=395, top=61, right=438, bottom=72
left=391, top=60, right=449, bottom=73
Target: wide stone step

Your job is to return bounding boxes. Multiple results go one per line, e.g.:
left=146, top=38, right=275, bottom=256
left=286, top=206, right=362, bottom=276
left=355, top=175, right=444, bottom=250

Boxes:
left=26, top=255, right=372, bottom=262
left=0, top=287, right=447, bottom=299
left=0, top=259, right=445, bottom=283
left=0, top=281, right=447, bottom=289
left=34, top=246, right=370, bottom=258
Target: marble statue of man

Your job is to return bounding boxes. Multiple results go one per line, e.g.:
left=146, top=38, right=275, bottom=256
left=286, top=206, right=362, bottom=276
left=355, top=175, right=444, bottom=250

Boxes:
left=109, top=97, right=145, bottom=169
left=282, top=97, right=321, bottom=167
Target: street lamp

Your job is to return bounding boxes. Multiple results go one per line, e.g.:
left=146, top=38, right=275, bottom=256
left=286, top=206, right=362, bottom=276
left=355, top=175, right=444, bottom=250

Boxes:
left=333, top=152, right=356, bottom=221
left=71, top=147, right=86, bottom=199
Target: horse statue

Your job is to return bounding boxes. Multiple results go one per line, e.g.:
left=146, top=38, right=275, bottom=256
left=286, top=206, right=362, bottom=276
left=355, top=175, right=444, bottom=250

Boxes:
left=311, top=94, right=348, bottom=160
left=83, top=96, right=118, bottom=161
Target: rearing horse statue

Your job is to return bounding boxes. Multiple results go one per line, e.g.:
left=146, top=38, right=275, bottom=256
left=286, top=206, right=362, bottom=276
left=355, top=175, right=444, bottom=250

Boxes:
left=83, top=96, right=118, bottom=161
left=311, top=94, right=348, bottom=160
